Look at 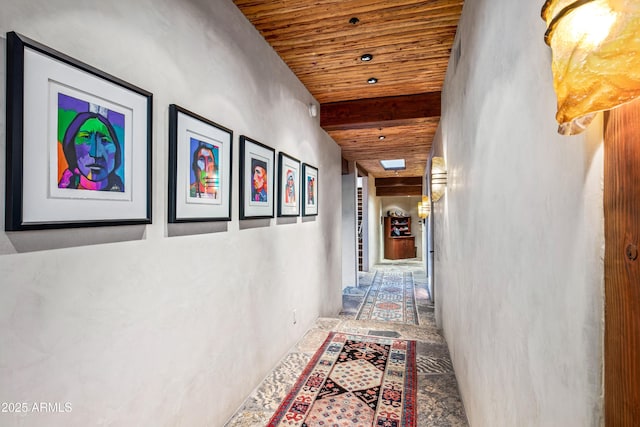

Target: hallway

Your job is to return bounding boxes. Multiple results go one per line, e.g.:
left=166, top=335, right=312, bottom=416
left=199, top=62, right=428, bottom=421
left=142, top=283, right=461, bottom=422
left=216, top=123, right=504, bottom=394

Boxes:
left=225, top=262, right=468, bottom=426
left=0, top=2, right=624, bottom=425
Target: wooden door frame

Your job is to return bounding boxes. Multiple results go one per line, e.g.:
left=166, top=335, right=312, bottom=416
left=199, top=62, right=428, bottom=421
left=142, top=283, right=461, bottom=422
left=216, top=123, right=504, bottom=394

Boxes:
left=604, top=105, right=640, bottom=425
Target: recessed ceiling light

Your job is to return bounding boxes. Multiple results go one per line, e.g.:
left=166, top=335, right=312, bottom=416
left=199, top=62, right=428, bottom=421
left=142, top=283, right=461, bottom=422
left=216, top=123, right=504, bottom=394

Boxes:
left=380, top=159, right=406, bottom=170
left=368, top=77, right=378, bottom=84
left=361, top=53, right=373, bottom=62
left=349, top=17, right=360, bottom=25
left=379, top=135, right=385, bottom=140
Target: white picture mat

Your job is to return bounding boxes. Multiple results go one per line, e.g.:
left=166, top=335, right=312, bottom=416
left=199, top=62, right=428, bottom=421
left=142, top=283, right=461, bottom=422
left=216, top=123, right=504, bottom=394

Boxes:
left=279, top=155, right=300, bottom=216
left=22, top=46, right=149, bottom=224
left=175, top=111, right=231, bottom=219
left=304, top=165, right=318, bottom=215
left=242, top=141, right=274, bottom=217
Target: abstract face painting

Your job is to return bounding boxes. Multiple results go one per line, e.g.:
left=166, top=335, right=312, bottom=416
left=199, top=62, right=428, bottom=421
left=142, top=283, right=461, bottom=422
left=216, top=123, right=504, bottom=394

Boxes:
left=57, top=93, right=125, bottom=192
left=251, top=158, right=268, bottom=202
left=307, top=176, right=315, bottom=204
left=284, top=169, right=296, bottom=205
left=189, top=138, right=219, bottom=199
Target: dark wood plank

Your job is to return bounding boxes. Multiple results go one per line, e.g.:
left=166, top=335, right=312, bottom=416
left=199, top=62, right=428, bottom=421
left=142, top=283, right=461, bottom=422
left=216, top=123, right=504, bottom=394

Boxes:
left=320, top=92, right=441, bottom=131
left=375, top=177, right=423, bottom=187
left=604, top=102, right=640, bottom=426
left=375, top=185, right=422, bottom=197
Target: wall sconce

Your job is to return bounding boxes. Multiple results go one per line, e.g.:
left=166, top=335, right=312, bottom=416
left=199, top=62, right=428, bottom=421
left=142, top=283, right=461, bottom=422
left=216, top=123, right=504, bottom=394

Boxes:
left=418, top=195, right=430, bottom=224
left=431, top=157, right=447, bottom=202
left=418, top=195, right=430, bottom=220
left=542, top=0, right=640, bottom=135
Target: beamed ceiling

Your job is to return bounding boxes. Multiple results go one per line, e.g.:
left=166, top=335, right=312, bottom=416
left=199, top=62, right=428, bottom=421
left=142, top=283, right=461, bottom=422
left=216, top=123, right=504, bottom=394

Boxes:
left=234, top=0, right=464, bottom=195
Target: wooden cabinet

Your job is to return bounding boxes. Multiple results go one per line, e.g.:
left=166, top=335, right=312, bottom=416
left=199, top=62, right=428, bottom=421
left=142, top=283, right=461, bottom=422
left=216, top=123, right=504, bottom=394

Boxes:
left=387, top=216, right=411, bottom=237
left=384, top=216, right=416, bottom=259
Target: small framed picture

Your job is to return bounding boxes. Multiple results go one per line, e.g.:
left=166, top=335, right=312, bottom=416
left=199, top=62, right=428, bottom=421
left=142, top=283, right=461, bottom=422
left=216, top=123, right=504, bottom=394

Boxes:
left=168, top=105, right=233, bottom=223
left=5, top=31, right=152, bottom=230
left=277, top=152, right=301, bottom=217
left=302, top=163, right=319, bottom=216
left=239, top=135, right=275, bottom=219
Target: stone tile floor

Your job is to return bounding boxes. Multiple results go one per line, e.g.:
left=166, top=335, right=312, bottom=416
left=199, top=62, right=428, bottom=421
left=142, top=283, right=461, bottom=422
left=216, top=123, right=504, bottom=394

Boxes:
left=225, top=262, right=468, bottom=426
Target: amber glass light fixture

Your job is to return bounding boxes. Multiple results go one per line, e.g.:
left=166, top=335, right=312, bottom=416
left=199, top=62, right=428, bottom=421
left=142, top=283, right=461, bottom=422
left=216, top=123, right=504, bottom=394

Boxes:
left=418, top=195, right=430, bottom=219
left=431, top=157, right=447, bottom=202
left=542, top=0, right=640, bottom=135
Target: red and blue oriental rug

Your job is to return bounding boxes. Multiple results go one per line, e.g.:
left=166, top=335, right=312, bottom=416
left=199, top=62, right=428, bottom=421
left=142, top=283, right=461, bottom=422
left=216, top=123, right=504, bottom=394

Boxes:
left=357, top=271, right=419, bottom=325
left=267, top=332, right=417, bottom=427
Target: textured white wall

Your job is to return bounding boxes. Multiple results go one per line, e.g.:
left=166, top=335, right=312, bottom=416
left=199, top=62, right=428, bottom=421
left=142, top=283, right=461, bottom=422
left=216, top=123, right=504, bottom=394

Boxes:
left=0, top=0, right=342, bottom=425
left=367, top=175, right=382, bottom=268
left=359, top=177, right=370, bottom=272
left=342, top=172, right=357, bottom=288
left=434, top=0, right=604, bottom=426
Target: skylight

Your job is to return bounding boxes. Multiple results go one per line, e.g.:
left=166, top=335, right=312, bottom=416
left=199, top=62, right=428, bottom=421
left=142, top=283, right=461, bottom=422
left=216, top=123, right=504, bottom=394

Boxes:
left=380, top=159, right=406, bottom=170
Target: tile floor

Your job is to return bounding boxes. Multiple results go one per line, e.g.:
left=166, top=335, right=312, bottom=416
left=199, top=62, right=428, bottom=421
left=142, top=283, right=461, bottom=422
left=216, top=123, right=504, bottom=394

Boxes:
left=225, top=261, right=468, bottom=426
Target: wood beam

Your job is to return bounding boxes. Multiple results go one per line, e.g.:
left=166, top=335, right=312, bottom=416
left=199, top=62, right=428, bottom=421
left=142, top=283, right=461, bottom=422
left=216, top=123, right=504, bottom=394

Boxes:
left=376, top=186, right=423, bottom=197
left=320, top=92, right=441, bottom=131
left=375, top=177, right=423, bottom=187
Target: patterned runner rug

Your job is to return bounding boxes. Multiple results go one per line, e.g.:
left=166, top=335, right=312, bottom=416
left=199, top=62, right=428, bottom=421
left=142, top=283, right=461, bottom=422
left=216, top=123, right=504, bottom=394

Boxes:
left=356, top=271, right=419, bottom=325
left=267, top=332, right=417, bottom=427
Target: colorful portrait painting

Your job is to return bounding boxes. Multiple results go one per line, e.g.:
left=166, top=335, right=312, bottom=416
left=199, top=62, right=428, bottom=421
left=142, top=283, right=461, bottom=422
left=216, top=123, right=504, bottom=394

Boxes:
left=189, top=137, right=220, bottom=200
left=57, top=93, right=125, bottom=192
left=307, top=175, right=315, bottom=204
left=284, top=169, right=296, bottom=206
left=251, top=158, right=268, bottom=203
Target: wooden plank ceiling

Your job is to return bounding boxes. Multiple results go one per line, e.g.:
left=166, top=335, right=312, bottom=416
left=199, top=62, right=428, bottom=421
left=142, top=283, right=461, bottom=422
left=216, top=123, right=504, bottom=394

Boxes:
left=234, top=0, right=463, bottom=195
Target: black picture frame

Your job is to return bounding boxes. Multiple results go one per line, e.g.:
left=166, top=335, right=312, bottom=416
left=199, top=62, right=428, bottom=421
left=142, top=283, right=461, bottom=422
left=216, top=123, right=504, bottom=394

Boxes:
left=277, top=152, right=301, bottom=217
left=5, top=31, right=153, bottom=230
left=239, top=135, right=275, bottom=219
left=302, top=163, right=319, bottom=216
left=168, top=105, right=233, bottom=223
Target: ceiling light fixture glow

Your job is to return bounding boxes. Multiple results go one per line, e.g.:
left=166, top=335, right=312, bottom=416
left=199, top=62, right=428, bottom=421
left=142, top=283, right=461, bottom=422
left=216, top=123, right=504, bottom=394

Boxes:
left=379, top=135, right=385, bottom=140
left=361, top=53, right=373, bottom=61
left=367, top=77, right=378, bottom=84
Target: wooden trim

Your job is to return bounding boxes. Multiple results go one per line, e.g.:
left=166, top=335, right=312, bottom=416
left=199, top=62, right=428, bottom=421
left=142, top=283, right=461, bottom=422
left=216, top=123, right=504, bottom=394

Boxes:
left=356, top=163, right=369, bottom=177
left=342, top=157, right=350, bottom=175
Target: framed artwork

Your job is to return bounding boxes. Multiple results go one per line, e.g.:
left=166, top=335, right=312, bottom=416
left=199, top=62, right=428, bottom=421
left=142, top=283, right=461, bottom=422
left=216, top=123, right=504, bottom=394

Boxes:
left=239, top=135, right=275, bottom=219
left=277, top=152, right=301, bottom=217
left=168, top=105, right=233, bottom=222
left=302, top=163, right=319, bottom=216
left=5, top=31, right=152, bottom=230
